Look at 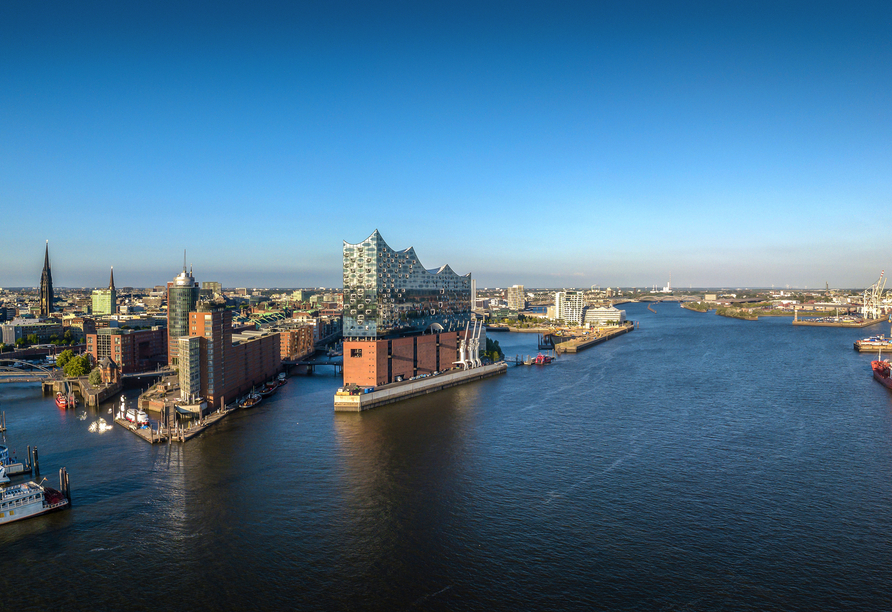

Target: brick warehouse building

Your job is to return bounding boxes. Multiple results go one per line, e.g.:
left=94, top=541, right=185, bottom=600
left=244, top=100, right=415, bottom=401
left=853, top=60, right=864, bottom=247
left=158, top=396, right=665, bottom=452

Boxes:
left=180, top=305, right=281, bottom=412
left=342, top=230, right=472, bottom=387
left=86, top=327, right=167, bottom=374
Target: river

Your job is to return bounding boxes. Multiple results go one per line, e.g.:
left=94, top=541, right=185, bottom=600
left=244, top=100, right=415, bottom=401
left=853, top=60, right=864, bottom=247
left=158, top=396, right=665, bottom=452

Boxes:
left=2, top=302, right=892, bottom=610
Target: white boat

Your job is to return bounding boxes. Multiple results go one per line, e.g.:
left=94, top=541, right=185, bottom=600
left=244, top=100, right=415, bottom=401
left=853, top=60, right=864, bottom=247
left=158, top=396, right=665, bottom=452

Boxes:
left=0, top=445, right=29, bottom=477
left=125, top=408, right=149, bottom=427
left=0, top=468, right=71, bottom=525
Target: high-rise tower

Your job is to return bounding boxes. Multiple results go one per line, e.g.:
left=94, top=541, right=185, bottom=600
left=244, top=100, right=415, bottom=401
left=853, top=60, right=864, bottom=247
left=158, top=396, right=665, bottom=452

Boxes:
left=167, top=256, right=199, bottom=366
left=39, top=241, right=54, bottom=317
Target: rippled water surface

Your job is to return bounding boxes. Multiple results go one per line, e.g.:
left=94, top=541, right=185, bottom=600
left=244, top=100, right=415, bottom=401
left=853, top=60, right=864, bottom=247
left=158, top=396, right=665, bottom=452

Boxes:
left=3, top=303, right=892, bottom=610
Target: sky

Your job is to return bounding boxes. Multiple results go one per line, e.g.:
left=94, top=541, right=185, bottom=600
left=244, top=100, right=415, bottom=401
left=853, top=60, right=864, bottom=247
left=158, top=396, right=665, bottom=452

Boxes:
left=1, top=1, right=890, bottom=289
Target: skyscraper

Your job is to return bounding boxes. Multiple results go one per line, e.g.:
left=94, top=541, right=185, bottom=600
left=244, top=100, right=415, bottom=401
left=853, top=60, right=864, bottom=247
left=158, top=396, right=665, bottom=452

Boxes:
left=507, top=285, right=525, bottom=311
left=39, top=241, right=54, bottom=318
left=167, top=262, right=199, bottom=366
left=91, top=267, right=117, bottom=316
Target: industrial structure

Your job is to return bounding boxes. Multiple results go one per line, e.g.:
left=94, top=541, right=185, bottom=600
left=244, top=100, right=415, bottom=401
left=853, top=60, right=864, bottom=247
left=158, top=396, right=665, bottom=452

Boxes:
left=861, top=270, right=887, bottom=320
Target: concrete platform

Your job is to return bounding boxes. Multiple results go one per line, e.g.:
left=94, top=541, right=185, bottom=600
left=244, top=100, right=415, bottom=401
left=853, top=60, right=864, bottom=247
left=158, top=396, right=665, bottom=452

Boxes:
left=334, top=362, right=508, bottom=412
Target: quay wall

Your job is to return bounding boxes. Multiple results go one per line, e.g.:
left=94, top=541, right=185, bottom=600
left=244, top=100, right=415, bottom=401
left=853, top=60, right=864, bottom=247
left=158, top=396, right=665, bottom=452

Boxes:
left=334, top=362, right=507, bottom=412
left=557, top=324, right=634, bottom=353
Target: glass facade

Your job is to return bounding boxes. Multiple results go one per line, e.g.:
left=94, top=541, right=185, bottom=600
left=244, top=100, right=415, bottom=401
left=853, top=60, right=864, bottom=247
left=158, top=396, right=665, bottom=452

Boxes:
left=343, top=230, right=472, bottom=339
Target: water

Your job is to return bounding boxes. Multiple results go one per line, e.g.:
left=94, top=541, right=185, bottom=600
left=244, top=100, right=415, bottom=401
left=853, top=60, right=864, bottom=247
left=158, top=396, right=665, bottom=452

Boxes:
left=3, top=303, right=892, bottom=610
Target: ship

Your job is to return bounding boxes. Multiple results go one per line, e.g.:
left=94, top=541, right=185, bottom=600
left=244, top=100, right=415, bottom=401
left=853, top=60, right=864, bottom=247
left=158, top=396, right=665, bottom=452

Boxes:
left=55, top=391, right=75, bottom=409
left=0, top=467, right=71, bottom=525
left=871, top=359, right=892, bottom=390
left=238, top=389, right=262, bottom=409
left=855, top=335, right=892, bottom=352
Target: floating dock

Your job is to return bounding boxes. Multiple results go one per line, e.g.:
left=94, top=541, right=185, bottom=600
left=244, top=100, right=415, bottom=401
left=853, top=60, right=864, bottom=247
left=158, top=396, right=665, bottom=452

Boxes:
left=114, top=405, right=238, bottom=444
left=334, top=362, right=508, bottom=412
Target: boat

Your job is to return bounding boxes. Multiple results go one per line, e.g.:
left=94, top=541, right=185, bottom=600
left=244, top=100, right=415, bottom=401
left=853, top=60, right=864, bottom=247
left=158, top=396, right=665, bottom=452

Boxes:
left=0, top=468, right=71, bottom=525
left=533, top=353, right=554, bottom=365
left=258, top=381, right=278, bottom=397
left=873, top=359, right=892, bottom=390
left=238, top=389, right=262, bottom=409
left=125, top=407, right=150, bottom=427
left=277, top=372, right=287, bottom=382
left=55, top=391, right=75, bottom=409
left=88, top=418, right=112, bottom=433
left=0, top=445, right=29, bottom=477
left=855, top=334, right=892, bottom=352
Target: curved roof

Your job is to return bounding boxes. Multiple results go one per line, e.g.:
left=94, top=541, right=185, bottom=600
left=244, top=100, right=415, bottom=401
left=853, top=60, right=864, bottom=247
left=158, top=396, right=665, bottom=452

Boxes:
left=345, top=230, right=470, bottom=279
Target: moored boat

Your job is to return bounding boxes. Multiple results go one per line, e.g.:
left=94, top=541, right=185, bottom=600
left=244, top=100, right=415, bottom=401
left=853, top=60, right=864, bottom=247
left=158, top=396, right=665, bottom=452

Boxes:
left=0, top=467, right=71, bottom=525
left=855, top=334, right=892, bottom=352
left=55, top=392, right=75, bottom=409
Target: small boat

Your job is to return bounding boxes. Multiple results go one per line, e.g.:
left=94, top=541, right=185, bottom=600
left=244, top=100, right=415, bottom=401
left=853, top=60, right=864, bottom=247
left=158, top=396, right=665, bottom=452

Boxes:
left=533, top=353, right=554, bottom=365
left=55, top=392, right=72, bottom=409
left=0, top=445, right=29, bottom=477
left=258, top=382, right=278, bottom=397
left=239, top=389, right=262, bottom=409
left=0, top=468, right=71, bottom=525
left=277, top=372, right=287, bottom=382
left=125, top=407, right=149, bottom=427
left=276, top=377, right=288, bottom=388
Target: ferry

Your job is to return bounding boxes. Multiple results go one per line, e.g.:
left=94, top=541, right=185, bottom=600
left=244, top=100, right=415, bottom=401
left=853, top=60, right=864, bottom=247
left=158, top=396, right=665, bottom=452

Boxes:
left=0, top=467, right=71, bottom=525
left=0, top=444, right=29, bottom=477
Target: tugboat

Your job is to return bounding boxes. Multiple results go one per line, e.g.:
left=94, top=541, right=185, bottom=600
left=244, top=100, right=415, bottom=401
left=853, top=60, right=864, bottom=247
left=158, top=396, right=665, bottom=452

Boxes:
left=55, top=391, right=75, bottom=409
left=0, top=467, right=71, bottom=525
left=258, top=380, right=278, bottom=397
left=238, top=388, right=263, bottom=409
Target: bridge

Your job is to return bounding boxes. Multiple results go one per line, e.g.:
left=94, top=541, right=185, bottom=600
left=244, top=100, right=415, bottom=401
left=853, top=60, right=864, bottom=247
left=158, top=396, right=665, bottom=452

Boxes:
left=122, top=367, right=175, bottom=381
left=0, top=360, right=62, bottom=384
left=283, top=353, right=343, bottom=374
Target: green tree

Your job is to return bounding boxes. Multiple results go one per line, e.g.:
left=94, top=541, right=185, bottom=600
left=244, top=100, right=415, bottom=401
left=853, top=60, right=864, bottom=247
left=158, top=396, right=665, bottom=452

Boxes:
left=56, top=349, right=74, bottom=368
left=63, top=355, right=91, bottom=377
left=15, top=338, right=26, bottom=347
left=88, top=368, right=102, bottom=386
left=26, top=334, right=38, bottom=346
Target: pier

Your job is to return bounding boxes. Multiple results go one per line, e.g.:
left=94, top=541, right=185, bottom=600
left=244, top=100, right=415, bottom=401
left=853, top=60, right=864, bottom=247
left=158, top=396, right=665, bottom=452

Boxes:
left=114, top=403, right=240, bottom=444
left=551, top=323, right=634, bottom=354
left=334, top=362, right=508, bottom=412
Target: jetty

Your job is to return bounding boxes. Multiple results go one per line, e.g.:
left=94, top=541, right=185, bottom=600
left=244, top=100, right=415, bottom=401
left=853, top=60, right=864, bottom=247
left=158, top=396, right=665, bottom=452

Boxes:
left=334, top=362, right=508, bottom=412
left=548, top=323, right=634, bottom=354
left=114, top=403, right=239, bottom=444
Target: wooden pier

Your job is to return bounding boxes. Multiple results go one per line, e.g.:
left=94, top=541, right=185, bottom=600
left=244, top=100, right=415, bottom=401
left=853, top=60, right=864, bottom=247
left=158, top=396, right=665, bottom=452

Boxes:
left=554, top=323, right=634, bottom=354
left=114, top=404, right=239, bottom=444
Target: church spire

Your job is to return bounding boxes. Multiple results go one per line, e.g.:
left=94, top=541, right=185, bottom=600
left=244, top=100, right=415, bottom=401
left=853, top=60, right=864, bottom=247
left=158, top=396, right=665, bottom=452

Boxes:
left=39, top=240, right=54, bottom=317
left=109, top=266, right=115, bottom=290
left=44, top=240, right=50, bottom=272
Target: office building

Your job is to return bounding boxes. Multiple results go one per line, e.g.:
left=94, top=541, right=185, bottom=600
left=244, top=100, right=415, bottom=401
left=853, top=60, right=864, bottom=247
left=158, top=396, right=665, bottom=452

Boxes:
left=167, top=264, right=200, bottom=366
left=342, top=230, right=472, bottom=387
left=583, top=306, right=627, bottom=327
left=91, top=267, right=117, bottom=316
left=86, top=327, right=167, bottom=374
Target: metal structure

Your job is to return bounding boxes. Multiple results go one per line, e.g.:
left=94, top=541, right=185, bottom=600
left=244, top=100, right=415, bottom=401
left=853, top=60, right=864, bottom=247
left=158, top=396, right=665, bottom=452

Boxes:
left=862, top=270, right=887, bottom=320
left=454, top=320, right=484, bottom=370
left=0, top=360, right=60, bottom=384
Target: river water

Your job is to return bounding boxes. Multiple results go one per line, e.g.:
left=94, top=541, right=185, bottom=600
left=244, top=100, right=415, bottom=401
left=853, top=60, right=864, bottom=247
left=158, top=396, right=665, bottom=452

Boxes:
left=2, top=302, right=892, bottom=611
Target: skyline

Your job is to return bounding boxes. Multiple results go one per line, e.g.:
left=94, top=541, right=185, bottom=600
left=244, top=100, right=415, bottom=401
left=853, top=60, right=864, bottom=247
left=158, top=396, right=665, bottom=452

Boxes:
left=2, top=1, right=890, bottom=288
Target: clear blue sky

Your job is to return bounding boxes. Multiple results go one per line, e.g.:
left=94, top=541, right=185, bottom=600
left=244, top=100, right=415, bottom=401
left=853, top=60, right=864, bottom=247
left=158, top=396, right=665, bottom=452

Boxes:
left=2, top=1, right=889, bottom=289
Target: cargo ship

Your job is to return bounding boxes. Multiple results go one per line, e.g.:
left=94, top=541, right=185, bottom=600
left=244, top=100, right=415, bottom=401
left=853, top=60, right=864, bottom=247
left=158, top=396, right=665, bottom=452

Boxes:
left=871, top=359, right=892, bottom=390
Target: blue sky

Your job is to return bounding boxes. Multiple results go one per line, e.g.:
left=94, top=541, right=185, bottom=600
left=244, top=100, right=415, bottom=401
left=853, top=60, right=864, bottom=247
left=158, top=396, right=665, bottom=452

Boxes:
left=2, top=1, right=889, bottom=289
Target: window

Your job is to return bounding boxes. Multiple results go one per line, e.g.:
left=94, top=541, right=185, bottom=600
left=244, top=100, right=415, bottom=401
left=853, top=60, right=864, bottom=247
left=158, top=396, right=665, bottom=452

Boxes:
left=351, top=348, right=362, bottom=358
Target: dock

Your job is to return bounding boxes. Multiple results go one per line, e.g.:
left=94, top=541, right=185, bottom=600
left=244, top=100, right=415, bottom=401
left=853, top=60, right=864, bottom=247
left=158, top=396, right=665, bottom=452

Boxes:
left=553, top=323, right=634, bottom=354
left=334, top=362, right=508, bottom=412
left=113, top=404, right=239, bottom=444
left=793, top=318, right=885, bottom=328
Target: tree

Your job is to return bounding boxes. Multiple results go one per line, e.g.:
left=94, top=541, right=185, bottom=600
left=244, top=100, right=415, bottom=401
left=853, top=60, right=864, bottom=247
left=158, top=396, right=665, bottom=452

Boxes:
left=26, top=334, right=38, bottom=346
left=88, top=369, right=102, bottom=386
left=63, top=355, right=91, bottom=377
left=56, top=349, right=74, bottom=368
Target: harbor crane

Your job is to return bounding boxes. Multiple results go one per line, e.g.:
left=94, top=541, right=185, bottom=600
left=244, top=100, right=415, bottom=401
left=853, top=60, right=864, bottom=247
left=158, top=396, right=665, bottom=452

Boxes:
left=861, top=270, right=887, bottom=320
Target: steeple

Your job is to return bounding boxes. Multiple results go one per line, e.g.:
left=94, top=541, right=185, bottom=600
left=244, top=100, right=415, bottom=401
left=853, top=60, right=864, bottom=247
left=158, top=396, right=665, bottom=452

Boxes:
left=109, top=266, right=115, bottom=290
left=39, top=240, right=54, bottom=317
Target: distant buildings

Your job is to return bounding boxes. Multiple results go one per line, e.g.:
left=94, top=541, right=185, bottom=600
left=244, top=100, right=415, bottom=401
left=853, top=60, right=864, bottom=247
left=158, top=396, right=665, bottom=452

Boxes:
left=39, top=242, right=53, bottom=317
left=507, top=285, right=525, bottom=311
left=91, top=267, right=117, bottom=316
left=342, top=230, right=472, bottom=387
left=583, top=306, right=626, bottom=327
left=555, top=290, right=585, bottom=325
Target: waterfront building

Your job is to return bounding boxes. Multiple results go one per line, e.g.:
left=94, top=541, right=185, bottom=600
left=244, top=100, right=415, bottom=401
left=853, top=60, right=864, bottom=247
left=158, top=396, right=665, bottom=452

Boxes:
left=555, top=291, right=585, bottom=325
left=342, top=230, right=472, bottom=387
left=39, top=241, right=53, bottom=317
left=583, top=306, right=627, bottom=327
left=91, top=267, right=117, bottom=316
left=278, top=326, right=315, bottom=361
left=507, top=285, right=526, bottom=311
left=85, top=327, right=167, bottom=374
left=167, top=264, right=200, bottom=366
left=178, top=335, right=202, bottom=400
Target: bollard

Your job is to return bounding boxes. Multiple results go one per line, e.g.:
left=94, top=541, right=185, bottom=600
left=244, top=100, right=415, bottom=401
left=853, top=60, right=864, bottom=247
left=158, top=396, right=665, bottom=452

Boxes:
left=28, top=445, right=32, bottom=474
left=33, top=447, right=39, bottom=476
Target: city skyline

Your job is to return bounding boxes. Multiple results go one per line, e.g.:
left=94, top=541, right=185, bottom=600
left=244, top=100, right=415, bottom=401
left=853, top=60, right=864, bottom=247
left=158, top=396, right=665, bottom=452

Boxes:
left=2, top=1, right=890, bottom=288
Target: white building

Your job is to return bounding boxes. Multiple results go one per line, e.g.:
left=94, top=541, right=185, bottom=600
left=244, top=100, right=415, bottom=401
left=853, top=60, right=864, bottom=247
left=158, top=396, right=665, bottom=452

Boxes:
left=584, top=306, right=626, bottom=327
left=555, top=291, right=585, bottom=325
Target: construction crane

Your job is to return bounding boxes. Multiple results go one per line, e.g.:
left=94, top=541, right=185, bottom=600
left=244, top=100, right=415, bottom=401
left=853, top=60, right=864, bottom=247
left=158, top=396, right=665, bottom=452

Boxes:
left=861, top=270, right=886, bottom=320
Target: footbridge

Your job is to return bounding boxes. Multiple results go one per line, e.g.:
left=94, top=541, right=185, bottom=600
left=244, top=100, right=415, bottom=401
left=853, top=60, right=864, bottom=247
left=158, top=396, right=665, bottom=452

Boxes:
left=0, top=360, right=62, bottom=384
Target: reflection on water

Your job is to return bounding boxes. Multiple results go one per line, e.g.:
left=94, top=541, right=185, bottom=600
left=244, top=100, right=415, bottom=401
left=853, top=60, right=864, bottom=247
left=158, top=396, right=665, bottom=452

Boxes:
left=3, top=305, right=892, bottom=610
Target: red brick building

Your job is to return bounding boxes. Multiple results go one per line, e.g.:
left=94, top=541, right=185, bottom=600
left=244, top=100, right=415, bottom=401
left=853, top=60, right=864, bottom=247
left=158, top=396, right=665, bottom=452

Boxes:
left=86, top=327, right=167, bottom=374
left=280, top=326, right=314, bottom=361
left=183, top=307, right=282, bottom=411
left=343, top=331, right=460, bottom=387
